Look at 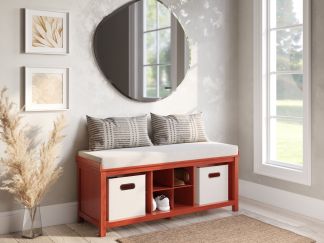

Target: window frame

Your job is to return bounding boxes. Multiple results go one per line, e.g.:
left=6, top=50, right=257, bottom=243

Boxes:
left=253, top=0, right=311, bottom=185
left=142, top=0, right=172, bottom=99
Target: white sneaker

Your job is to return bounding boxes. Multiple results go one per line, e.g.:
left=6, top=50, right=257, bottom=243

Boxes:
left=155, top=195, right=170, bottom=211
left=152, top=197, right=157, bottom=211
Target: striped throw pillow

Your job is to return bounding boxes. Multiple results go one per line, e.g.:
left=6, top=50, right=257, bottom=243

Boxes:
left=151, top=113, right=208, bottom=145
left=86, top=115, right=152, bottom=151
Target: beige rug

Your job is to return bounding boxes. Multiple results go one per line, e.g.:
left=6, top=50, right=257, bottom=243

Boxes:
left=117, top=215, right=315, bottom=243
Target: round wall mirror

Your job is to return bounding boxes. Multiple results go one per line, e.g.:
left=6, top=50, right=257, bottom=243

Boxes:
left=94, top=0, right=191, bottom=102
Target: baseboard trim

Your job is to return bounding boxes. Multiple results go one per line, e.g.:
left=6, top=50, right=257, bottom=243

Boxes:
left=239, top=179, right=324, bottom=221
left=0, top=202, right=78, bottom=235
left=2, top=181, right=324, bottom=234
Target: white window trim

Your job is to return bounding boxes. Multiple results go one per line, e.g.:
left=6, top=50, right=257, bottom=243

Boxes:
left=253, top=0, right=311, bottom=185
left=142, top=0, right=173, bottom=99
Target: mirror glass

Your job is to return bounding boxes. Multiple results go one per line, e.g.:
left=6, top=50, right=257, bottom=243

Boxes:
left=94, top=0, right=191, bottom=102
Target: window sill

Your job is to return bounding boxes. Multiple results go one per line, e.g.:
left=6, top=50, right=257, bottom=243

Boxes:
left=254, top=162, right=311, bottom=186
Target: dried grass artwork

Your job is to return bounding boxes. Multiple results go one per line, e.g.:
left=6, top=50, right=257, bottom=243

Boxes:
left=25, top=9, right=69, bottom=54
left=32, top=16, right=63, bottom=48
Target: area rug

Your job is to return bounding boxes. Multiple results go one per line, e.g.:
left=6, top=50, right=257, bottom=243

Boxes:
left=117, top=215, right=315, bottom=243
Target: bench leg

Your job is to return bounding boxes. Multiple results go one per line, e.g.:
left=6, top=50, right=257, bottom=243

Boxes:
left=232, top=202, right=239, bottom=212
left=77, top=167, right=84, bottom=223
left=99, top=224, right=107, bottom=237
left=230, top=156, right=239, bottom=212
left=99, top=173, right=107, bottom=237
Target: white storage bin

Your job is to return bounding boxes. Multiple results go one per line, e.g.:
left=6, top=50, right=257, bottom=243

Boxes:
left=195, top=165, right=228, bottom=205
left=109, top=174, right=146, bottom=221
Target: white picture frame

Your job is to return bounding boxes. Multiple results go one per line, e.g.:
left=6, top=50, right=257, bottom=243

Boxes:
left=25, top=67, right=69, bottom=111
left=25, top=9, right=69, bottom=54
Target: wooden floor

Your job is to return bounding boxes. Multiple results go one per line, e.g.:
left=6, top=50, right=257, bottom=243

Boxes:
left=1, top=197, right=324, bottom=243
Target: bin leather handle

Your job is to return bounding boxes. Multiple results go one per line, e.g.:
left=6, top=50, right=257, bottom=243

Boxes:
left=208, top=172, right=220, bottom=178
left=120, top=183, right=136, bottom=191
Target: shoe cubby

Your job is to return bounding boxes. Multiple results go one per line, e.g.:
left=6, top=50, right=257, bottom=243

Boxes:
left=173, top=167, right=194, bottom=209
left=150, top=167, right=195, bottom=214
left=153, top=169, right=174, bottom=191
left=153, top=189, right=174, bottom=212
left=174, top=187, right=194, bottom=208
left=174, top=167, right=194, bottom=188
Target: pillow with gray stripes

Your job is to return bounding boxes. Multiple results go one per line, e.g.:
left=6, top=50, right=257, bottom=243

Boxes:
left=86, top=115, right=152, bottom=151
left=151, top=113, right=208, bottom=145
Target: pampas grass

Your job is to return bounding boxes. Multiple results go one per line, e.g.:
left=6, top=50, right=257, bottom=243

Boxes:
left=32, top=16, right=63, bottom=48
left=0, top=88, right=65, bottom=208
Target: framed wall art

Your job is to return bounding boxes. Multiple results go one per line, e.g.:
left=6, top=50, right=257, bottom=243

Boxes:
left=25, top=9, right=69, bottom=54
left=25, top=67, right=69, bottom=111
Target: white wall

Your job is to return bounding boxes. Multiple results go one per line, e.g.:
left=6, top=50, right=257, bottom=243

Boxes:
left=238, top=0, right=324, bottom=200
left=0, top=0, right=238, bottom=212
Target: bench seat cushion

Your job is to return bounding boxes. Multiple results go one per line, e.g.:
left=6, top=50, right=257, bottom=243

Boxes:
left=78, top=142, right=238, bottom=169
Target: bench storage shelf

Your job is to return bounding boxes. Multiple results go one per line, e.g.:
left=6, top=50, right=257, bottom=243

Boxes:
left=77, top=142, right=239, bottom=237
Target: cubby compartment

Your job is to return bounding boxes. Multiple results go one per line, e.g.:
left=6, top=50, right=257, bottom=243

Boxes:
left=174, top=186, right=194, bottom=208
left=153, top=169, right=173, bottom=191
left=174, top=167, right=194, bottom=188
left=153, top=189, right=174, bottom=213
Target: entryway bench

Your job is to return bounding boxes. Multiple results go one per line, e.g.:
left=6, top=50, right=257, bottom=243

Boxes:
left=77, top=142, right=239, bottom=237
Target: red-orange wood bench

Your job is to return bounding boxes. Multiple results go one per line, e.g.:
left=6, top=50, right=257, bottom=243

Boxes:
left=76, top=142, right=239, bottom=237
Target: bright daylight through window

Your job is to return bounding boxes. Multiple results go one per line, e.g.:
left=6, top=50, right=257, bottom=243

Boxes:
left=143, top=0, right=172, bottom=98
left=254, top=0, right=311, bottom=184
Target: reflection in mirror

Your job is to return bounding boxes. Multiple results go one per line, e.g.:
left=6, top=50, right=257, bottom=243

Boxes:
left=94, top=0, right=190, bottom=102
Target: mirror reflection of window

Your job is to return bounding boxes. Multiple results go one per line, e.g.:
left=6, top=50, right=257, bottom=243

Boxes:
left=143, top=0, right=172, bottom=98
left=95, top=0, right=190, bottom=101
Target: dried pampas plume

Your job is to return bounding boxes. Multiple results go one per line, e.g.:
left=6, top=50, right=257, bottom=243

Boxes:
left=0, top=88, right=65, bottom=208
left=32, top=16, right=63, bottom=48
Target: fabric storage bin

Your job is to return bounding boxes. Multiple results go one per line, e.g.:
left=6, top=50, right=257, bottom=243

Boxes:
left=195, top=165, right=228, bottom=205
left=109, top=174, right=146, bottom=221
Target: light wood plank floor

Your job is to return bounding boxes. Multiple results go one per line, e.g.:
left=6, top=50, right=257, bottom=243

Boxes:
left=1, top=197, right=323, bottom=243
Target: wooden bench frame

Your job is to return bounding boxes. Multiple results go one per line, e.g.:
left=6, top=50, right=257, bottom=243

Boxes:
left=77, top=154, right=239, bottom=237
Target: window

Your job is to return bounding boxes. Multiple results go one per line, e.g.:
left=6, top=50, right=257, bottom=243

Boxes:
left=143, top=0, right=172, bottom=98
left=254, top=0, right=311, bottom=185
